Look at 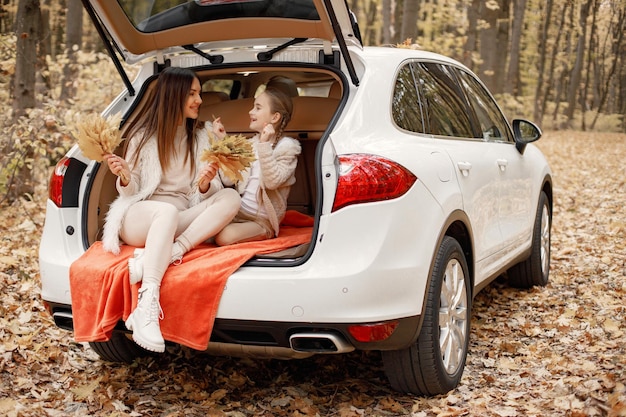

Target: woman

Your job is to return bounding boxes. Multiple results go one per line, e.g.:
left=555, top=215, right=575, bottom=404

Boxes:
left=211, top=87, right=301, bottom=246
left=102, top=67, right=241, bottom=353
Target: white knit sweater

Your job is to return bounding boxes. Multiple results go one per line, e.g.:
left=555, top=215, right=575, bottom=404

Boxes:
left=101, top=126, right=223, bottom=254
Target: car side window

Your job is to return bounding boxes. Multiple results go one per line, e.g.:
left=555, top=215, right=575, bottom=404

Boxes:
left=456, top=69, right=512, bottom=143
left=392, top=64, right=425, bottom=133
left=414, top=63, right=474, bottom=138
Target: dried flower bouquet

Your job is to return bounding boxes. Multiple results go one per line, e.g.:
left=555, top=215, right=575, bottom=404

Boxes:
left=201, top=133, right=256, bottom=182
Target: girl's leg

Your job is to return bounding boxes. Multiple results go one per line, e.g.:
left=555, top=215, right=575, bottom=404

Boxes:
left=172, top=188, right=240, bottom=259
left=214, top=221, right=269, bottom=246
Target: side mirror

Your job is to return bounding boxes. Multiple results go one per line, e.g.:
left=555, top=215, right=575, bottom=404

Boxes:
left=512, top=119, right=542, bottom=154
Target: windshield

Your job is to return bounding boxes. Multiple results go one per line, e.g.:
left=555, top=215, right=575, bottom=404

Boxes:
left=117, top=0, right=321, bottom=33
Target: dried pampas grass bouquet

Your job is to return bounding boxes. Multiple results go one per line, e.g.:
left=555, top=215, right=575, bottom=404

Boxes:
left=74, top=113, right=127, bottom=182
left=201, top=134, right=256, bottom=182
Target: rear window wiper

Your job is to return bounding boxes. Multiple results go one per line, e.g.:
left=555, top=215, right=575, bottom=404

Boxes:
left=182, top=44, right=224, bottom=64
left=257, top=38, right=308, bottom=61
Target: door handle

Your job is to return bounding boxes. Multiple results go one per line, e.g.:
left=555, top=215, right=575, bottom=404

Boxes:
left=457, top=161, right=472, bottom=177
left=497, top=159, right=508, bottom=172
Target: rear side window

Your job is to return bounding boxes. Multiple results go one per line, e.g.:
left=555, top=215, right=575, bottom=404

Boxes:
left=456, top=69, right=512, bottom=142
left=392, top=64, right=425, bottom=133
left=414, top=63, right=474, bottom=138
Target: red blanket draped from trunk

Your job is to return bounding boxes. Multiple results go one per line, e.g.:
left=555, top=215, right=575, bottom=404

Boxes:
left=69, top=211, right=313, bottom=351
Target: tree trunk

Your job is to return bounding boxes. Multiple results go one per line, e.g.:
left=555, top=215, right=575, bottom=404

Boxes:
left=38, top=0, right=51, bottom=92
left=590, top=6, right=625, bottom=130
left=382, top=0, right=394, bottom=45
left=60, top=0, right=82, bottom=101
left=399, top=0, right=419, bottom=44
left=564, top=0, right=592, bottom=129
left=506, top=0, right=527, bottom=96
left=553, top=3, right=574, bottom=126
left=478, top=0, right=501, bottom=92
left=463, top=0, right=480, bottom=70
left=533, top=0, right=552, bottom=124
left=581, top=0, right=599, bottom=131
left=13, top=0, right=40, bottom=117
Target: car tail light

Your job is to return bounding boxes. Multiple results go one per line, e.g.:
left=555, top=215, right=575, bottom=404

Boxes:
left=48, top=156, right=85, bottom=208
left=49, top=157, right=70, bottom=207
left=348, top=321, right=399, bottom=342
left=332, top=154, right=417, bottom=212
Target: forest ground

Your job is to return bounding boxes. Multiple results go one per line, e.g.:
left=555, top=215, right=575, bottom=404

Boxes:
left=0, top=130, right=625, bottom=417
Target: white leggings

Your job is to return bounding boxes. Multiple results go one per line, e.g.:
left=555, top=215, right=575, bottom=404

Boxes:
left=119, top=188, right=240, bottom=286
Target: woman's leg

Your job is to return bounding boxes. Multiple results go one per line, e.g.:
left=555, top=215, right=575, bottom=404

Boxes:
left=120, top=200, right=178, bottom=286
left=214, top=221, right=269, bottom=246
left=172, top=188, right=240, bottom=258
left=119, top=200, right=179, bottom=353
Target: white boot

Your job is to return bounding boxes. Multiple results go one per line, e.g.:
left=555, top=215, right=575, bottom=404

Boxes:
left=125, top=283, right=165, bottom=352
left=128, top=248, right=144, bottom=284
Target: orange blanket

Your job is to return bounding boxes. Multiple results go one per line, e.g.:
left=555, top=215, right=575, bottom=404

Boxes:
left=69, top=211, right=313, bottom=351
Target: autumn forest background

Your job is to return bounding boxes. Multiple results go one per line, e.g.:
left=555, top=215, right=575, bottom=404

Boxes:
left=0, top=1, right=625, bottom=416
left=1, top=0, right=626, bottom=202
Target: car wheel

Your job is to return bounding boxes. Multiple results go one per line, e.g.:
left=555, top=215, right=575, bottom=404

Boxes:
left=382, top=236, right=471, bottom=395
left=507, top=191, right=551, bottom=288
left=89, top=330, right=150, bottom=363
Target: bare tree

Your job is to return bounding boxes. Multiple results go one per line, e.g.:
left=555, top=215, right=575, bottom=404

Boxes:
left=382, top=0, right=394, bottom=45
left=506, top=0, right=527, bottom=96
left=399, top=0, right=418, bottom=43
left=590, top=5, right=625, bottom=130
left=564, top=0, right=592, bottom=129
left=463, top=0, right=480, bottom=70
left=533, top=0, right=553, bottom=124
left=12, top=0, right=40, bottom=117
left=60, top=0, right=82, bottom=101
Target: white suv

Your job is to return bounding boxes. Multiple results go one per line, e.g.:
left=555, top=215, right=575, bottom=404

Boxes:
left=39, top=0, right=553, bottom=395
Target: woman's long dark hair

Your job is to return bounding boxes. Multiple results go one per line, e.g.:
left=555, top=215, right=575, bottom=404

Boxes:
left=124, top=67, right=203, bottom=173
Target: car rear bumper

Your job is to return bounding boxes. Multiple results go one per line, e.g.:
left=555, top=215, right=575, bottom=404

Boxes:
left=40, top=183, right=443, bottom=353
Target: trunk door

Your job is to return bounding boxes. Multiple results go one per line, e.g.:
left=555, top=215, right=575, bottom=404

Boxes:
left=84, top=0, right=361, bottom=87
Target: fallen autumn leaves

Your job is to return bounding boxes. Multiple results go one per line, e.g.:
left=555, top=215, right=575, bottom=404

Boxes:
left=0, top=131, right=625, bottom=416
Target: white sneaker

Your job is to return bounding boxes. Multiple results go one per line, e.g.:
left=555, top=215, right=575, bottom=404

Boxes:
left=128, top=248, right=144, bottom=284
left=125, top=284, right=165, bottom=353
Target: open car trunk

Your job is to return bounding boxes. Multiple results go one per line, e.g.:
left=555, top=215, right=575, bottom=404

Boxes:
left=85, top=65, right=343, bottom=260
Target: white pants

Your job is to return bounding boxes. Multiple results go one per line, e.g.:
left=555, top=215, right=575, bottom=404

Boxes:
left=119, top=188, right=240, bottom=286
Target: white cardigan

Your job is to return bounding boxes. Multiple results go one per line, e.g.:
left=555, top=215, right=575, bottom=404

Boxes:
left=101, top=127, right=223, bottom=254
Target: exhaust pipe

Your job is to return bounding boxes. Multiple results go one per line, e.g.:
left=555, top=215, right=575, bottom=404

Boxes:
left=289, top=332, right=355, bottom=354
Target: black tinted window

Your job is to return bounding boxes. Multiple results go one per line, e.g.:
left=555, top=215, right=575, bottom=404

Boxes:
left=415, top=63, right=474, bottom=138
left=456, top=69, right=512, bottom=142
left=392, top=64, right=424, bottom=133
left=119, top=0, right=320, bottom=33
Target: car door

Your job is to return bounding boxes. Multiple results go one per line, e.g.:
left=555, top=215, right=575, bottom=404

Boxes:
left=412, top=62, right=505, bottom=281
left=455, top=69, right=535, bottom=255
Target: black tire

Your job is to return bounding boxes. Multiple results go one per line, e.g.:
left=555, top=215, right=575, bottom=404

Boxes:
left=382, top=236, right=471, bottom=395
left=507, top=191, right=551, bottom=288
left=89, top=330, right=150, bottom=363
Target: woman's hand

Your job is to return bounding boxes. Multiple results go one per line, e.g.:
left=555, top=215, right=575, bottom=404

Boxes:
left=197, top=162, right=218, bottom=193
left=259, top=123, right=276, bottom=144
left=212, top=117, right=226, bottom=140
left=103, top=154, right=130, bottom=186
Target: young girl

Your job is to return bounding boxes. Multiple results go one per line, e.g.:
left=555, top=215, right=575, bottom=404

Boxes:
left=102, top=67, right=241, bottom=353
left=211, top=87, right=301, bottom=246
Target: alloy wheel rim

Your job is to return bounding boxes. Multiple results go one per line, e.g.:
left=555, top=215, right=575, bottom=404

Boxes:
left=540, top=204, right=550, bottom=276
left=439, top=258, right=468, bottom=374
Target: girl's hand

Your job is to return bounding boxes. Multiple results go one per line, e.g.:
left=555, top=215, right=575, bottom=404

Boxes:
left=197, top=162, right=218, bottom=193
left=259, top=123, right=276, bottom=143
left=104, top=154, right=130, bottom=186
left=212, top=117, right=226, bottom=140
